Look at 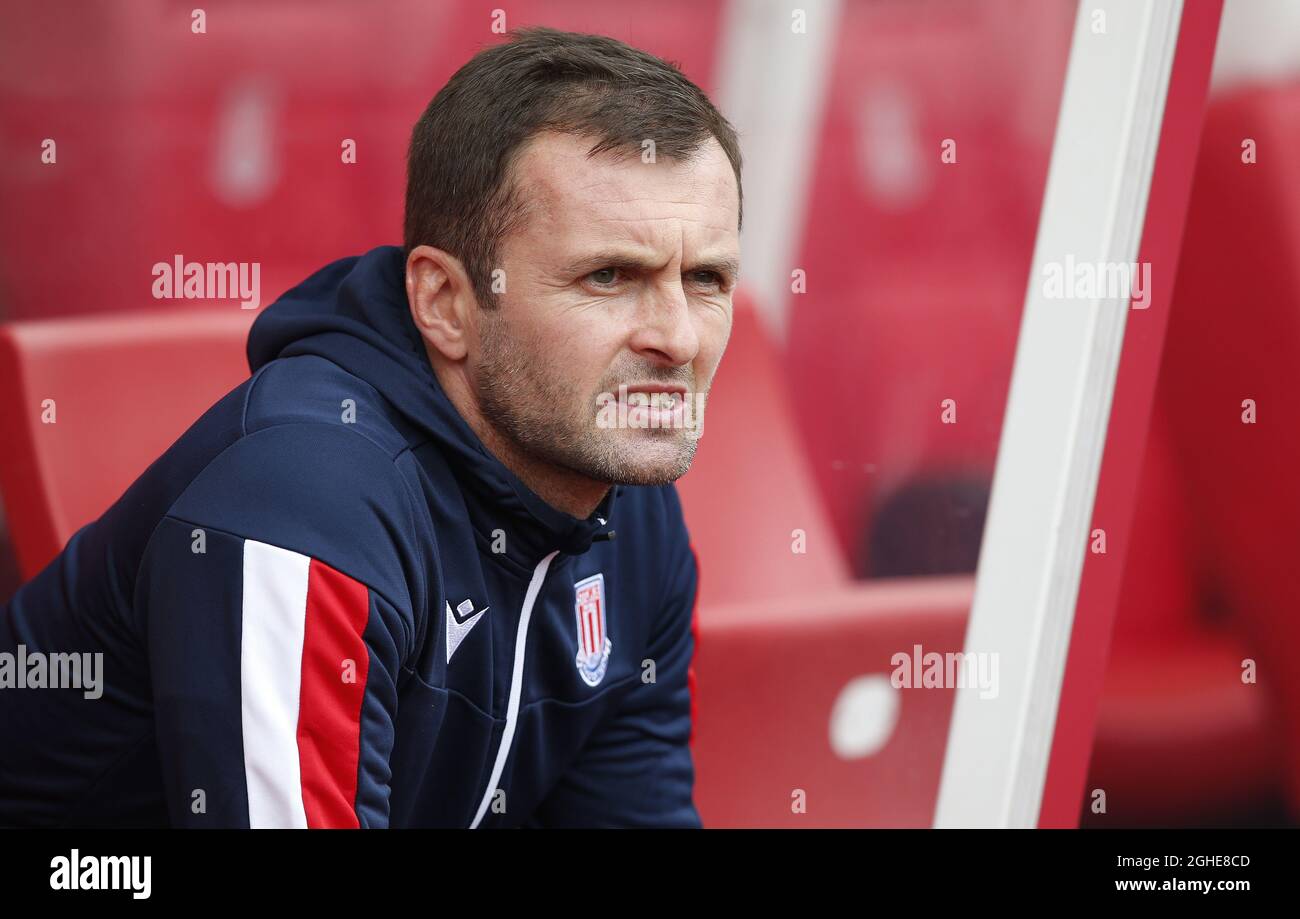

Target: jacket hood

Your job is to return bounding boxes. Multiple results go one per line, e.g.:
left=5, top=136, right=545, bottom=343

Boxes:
left=246, top=245, right=618, bottom=562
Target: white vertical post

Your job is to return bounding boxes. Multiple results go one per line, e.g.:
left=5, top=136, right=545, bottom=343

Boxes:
left=933, top=0, right=1185, bottom=828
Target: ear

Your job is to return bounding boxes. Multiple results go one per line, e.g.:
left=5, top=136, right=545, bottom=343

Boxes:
left=405, top=244, right=478, bottom=362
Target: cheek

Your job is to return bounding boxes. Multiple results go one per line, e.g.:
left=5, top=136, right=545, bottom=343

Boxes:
left=532, top=318, right=623, bottom=394
left=693, top=310, right=732, bottom=385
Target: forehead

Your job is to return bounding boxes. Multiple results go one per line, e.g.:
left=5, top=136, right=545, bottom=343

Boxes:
left=507, top=130, right=740, bottom=256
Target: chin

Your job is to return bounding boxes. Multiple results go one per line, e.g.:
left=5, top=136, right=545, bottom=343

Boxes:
left=602, top=438, right=697, bottom=486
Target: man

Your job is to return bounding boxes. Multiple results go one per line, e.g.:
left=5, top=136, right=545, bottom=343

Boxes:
left=0, top=26, right=741, bottom=828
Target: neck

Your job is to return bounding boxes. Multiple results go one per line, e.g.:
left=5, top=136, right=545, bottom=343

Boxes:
left=433, top=362, right=609, bottom=520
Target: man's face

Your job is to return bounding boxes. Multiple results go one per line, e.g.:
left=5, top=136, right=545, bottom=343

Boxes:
left=472, top=130, right=740, bottom=489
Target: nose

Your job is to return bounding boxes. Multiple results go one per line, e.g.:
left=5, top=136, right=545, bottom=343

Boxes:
left=628, top=281, right=700, bottom=368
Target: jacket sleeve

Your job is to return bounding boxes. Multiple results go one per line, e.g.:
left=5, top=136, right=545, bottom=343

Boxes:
left=530, top=492, right=703, bottom=828
left=135, top=424, right=423, bottom=828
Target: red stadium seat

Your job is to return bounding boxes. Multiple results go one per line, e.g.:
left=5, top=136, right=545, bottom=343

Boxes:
left=0, top=1, right=726, bottom=322
left=780, top=0, right=1076, bottom=571
left=1085, top=401, right=1285, bottom=825
left=693, top=576, right=971, bottom=827
left=677, top=291, right=850, bottom=608
left=1152, top=81, right=1300, bottom=818
left=0, top=309, right=254, bottom=578
left=680, top=290, right=969, bottom=826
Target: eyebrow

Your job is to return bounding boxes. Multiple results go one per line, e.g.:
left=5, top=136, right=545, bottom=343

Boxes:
left=560, top=250, right=741, bottom=283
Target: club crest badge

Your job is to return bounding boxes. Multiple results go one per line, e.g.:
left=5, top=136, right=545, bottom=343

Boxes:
left=573, top=573, right=611, bottom=687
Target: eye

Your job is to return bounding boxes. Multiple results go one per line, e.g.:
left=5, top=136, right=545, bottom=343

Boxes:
left=688, top=270, right=726, bottom=290
left=586, top=267, right=621, bottom=287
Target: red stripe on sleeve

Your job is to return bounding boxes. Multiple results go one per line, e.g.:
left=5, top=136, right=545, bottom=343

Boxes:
left=297, top=558, right=371, bottom=829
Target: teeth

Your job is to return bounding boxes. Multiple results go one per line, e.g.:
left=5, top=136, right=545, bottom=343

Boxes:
left=621, top=387, right=691, bottom=410
left=624, top=391, right=681, bottom=409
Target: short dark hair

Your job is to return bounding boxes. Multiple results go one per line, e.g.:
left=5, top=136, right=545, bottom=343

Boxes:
left=403, top=26, right=743, bottom=309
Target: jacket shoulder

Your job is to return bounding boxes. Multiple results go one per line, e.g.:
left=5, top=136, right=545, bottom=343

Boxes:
left=242, top=354, right=414, bottom=461
left=161, top=417, right=426, bottom=620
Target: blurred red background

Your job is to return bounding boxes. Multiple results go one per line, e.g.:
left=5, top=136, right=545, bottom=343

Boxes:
left=1, top=0, right=1296, bottom=827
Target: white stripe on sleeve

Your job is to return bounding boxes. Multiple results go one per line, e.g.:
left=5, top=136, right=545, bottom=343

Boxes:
left=240, top=538, right=310, bottom=829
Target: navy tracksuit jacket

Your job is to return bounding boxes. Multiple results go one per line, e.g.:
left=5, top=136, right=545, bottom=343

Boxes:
left=0, top=245, right=702, bottom=828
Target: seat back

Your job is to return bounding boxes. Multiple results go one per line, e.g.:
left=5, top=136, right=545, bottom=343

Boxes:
left=676, top=293, right=850, bottom=607
left=1159, top=82, right=1300, bottom=810
left=0, top=309, right=254, bottom=577
left=693, top=576, right=972, bottom=827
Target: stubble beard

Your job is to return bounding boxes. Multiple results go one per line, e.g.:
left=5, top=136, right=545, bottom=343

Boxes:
left=474, top=314, right=700, bottom=488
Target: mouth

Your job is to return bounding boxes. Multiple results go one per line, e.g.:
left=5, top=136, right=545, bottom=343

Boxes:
left=615, top=383, right=690, bottom=427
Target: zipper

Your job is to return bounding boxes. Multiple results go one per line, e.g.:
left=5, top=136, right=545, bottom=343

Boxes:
left=468, top=548, right=559, bottom=828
